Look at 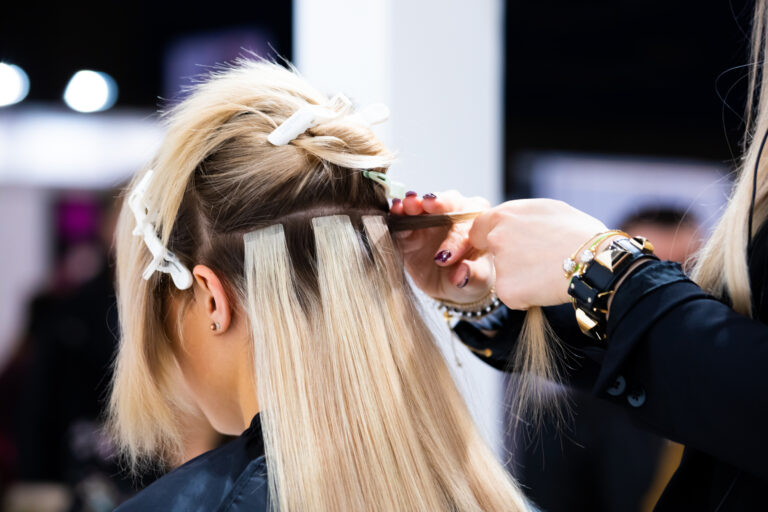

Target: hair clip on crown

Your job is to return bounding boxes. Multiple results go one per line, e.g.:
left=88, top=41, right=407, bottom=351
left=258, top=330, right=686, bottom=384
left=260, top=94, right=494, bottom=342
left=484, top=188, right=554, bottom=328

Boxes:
left=268, top=93, right=353, bottom=146
left=362, top=170, right=406, bottom=200
left=267, top=95, right=403, bottom=200
left=128, top=170, right=193, bottom=290
left=267, top=94, right=390, bottom=146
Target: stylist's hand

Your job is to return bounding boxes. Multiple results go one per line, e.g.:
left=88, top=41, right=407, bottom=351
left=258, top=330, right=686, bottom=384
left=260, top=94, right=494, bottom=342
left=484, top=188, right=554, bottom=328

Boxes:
left=390, top=191, right=494, bottom=304
left=469, top=199, right=607, bottom=309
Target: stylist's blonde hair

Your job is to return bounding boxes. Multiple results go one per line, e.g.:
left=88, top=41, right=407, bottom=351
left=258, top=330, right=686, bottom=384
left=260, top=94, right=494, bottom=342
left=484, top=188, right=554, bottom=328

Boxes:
left=692, top=0, right=768, bottom=312
left=109, top=59, right=528, bottom=511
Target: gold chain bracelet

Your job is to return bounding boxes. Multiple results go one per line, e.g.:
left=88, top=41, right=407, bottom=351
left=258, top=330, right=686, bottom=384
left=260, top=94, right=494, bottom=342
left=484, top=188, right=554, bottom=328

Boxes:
left=562, top=230, right=630, bottom=279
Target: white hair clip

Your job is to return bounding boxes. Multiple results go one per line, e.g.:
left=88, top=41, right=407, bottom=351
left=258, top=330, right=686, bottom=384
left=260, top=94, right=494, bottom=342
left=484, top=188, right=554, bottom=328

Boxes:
left=267, top=94, right=390, bottom=146
left=362, top=170, right=406, bottom=200
left=268, top=96, right=402, bottom=199
left=128, top=170, right=193, bottom=290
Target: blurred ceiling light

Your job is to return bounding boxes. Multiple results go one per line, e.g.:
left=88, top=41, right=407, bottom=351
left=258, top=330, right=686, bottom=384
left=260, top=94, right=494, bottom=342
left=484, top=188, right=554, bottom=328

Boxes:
left=0, top=62, right=30, bottom=107
left=63, top=70, right=118, bottom=113
left=0, top=108, right=163, bottom=188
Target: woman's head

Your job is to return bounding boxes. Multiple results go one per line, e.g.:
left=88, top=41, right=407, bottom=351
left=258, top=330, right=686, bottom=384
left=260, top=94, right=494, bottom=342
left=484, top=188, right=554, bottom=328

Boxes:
left=111, top=60, right=395, bottom=454
left=110, top=60, right=528, bottom=511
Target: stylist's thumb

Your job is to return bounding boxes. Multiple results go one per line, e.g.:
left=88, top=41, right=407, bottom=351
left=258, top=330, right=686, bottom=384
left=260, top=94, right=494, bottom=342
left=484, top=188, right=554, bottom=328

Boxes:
left=468, top=208, right=501, bottom=253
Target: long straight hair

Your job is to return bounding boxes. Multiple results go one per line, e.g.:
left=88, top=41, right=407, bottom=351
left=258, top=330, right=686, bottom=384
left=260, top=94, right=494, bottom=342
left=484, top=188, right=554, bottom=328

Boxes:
left=245, top=214, right=527, bottom=510
left=691, top=0, right=768, bottom=312
left=110, top=59, right=529, bottom=511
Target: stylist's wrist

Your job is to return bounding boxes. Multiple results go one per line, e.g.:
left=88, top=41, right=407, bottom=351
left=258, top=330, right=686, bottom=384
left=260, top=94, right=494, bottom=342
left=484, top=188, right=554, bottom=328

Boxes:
left=605, top=258, right=655, bottom=320
left=559, top=233, right=626, bottom=303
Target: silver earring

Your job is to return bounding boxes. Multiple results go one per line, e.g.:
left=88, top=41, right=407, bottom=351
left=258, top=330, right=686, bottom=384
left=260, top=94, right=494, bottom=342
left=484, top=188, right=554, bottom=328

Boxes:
left=210, top=322, right=221, bottom=331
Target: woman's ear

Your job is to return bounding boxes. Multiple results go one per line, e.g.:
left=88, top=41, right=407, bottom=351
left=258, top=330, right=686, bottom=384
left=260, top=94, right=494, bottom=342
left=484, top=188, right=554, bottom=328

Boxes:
left=191, top=265, right=232, bottom=334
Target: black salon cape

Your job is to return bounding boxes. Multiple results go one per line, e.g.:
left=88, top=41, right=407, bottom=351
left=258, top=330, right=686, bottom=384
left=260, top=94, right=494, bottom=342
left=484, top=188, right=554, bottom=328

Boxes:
left=114, top=415, right=269, bottom=511
left=454, top=224, right=768, bottom=511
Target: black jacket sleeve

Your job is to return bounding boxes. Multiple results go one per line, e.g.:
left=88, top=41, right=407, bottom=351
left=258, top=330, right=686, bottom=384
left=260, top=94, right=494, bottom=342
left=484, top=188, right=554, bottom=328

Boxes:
left=453, top=260, right=768, bottom=481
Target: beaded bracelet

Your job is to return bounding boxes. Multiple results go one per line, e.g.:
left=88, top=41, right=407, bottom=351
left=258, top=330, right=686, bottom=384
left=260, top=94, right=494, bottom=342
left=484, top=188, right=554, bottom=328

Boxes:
left=438, top=288, right=502, bottom=321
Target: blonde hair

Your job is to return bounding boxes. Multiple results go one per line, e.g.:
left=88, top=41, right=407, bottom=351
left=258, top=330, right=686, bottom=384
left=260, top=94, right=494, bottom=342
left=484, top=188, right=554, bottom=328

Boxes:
left=691, top=0, right=768, bottom=312
left=110, top=59, right=529, bottom=511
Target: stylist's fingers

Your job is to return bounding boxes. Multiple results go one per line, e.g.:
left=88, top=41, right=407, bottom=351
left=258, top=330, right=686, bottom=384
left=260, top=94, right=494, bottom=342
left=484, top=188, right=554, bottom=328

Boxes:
left=402, top=191, right=423, bottom=215
left=424, top=192, right=491, bottom=265
left=421, top=191, right=455, bottom=214
left=389, top=198, right=404, bottom=215
left=392, top=189, right=490, bottom=218
left=421, top=190, right=489, bottom=215
left=433, top=223, right=474, bottom=266
left=468, top=208, right=503, bottom=252
left=388, top=199, right=415, bottom=240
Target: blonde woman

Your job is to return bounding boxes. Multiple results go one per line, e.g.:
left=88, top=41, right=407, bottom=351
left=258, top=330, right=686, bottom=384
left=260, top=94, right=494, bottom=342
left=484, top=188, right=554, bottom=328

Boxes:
left=109, top=60, right=532, bottom=511
left=392, top=2, right=768, bottom=510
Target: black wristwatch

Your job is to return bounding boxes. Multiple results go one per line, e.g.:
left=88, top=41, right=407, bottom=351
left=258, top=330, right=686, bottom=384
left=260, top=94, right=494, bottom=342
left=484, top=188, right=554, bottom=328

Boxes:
left=568, top=236, right=657, bottom=341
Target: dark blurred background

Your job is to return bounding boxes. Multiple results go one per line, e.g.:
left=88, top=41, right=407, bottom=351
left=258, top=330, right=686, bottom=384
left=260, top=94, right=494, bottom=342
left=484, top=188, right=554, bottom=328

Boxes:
left=505, top=0, right=752, bottom=165
left=0, top=1, right=292, bottom=106
left=0, top=1, right=756, bottom=511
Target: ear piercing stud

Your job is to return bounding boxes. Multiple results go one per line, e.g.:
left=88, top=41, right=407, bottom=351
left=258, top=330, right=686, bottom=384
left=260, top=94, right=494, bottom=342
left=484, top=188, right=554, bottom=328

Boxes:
left=210, top=322, right=221, bottom=331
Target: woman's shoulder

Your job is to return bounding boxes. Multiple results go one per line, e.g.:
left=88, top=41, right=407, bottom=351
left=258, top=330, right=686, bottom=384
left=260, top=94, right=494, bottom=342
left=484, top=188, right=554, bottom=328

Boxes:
left=115, top=418, right=269, bottom=512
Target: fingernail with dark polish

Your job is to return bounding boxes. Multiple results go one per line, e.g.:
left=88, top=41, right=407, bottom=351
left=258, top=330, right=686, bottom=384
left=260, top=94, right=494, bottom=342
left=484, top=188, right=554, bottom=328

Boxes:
left=434, top=250, right=452, bottom=263
left=457, top=271, right=470, bottom=288
left=392, top=198, right=401, bottom=205
left=423, top=193, right=437, bottom=200
left=405, top=190, right=418, bottom=197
